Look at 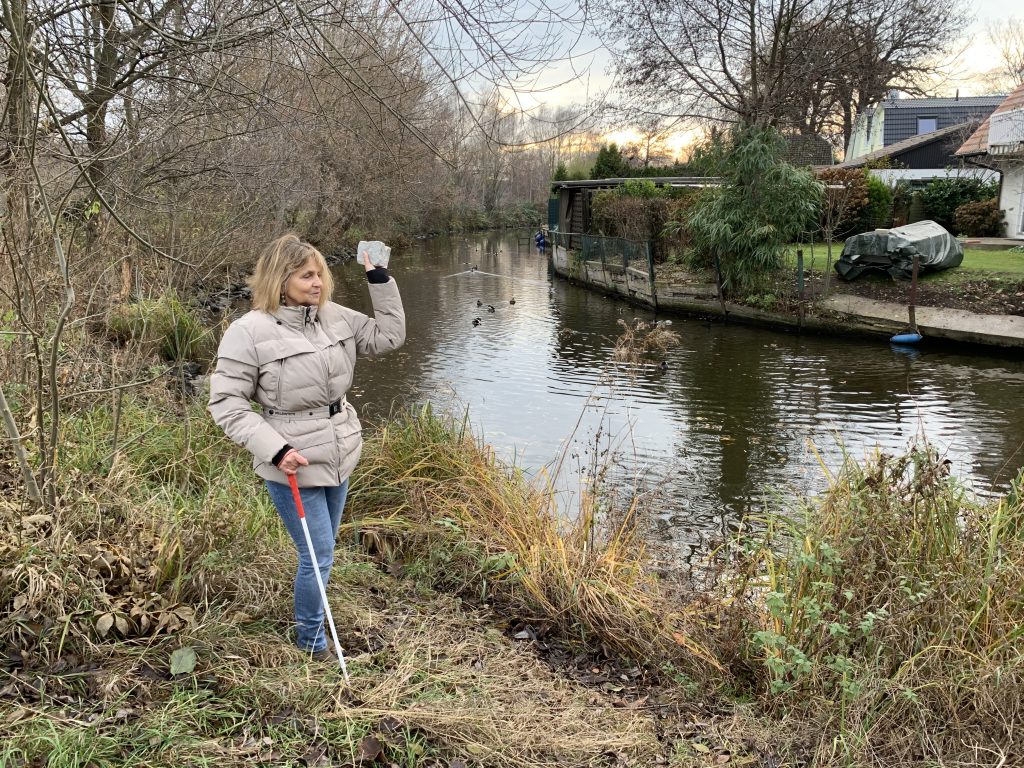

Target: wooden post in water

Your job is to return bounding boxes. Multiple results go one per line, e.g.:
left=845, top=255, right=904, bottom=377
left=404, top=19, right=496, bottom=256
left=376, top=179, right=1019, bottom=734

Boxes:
left=797, top=249, right=805, bottom=331
left=908, top=254, right=919, bottom=332
left=714, top=255, right=728, bottom=322
left=797, top=249, right=805, bottom=299
left=646, top=241, right=658, bottom=310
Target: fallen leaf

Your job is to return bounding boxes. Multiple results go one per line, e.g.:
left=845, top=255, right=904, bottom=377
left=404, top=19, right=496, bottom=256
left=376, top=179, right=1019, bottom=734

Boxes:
left=358, top=735, right=383, bottom=763
left=300, top=744, right=329, bottom=766
left=96, top=613, right=114, bottom=636
left=691, top=742, right=711, bottom=754
left=169, top=646, right=197, bottom=676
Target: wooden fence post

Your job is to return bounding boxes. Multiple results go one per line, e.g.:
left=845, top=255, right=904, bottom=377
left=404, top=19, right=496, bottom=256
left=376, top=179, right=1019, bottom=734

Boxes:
left=908, top=254, right=919, bottom=332
left=646, top=241, right=657, bottom=310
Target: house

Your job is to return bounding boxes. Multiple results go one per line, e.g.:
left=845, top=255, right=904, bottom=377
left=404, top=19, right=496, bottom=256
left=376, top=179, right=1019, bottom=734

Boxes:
left=956, top=82, right=1024, bottom=239
left=838, top=122, right=997, bottom=185
left=846, top=94, right=1004, bottom=164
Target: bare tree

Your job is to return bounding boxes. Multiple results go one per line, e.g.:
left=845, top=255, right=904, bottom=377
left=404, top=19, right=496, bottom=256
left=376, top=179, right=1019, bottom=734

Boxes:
left=984, top=17, right=1024, bottom=91
left=593, top=0, right=968, bottom=147
left=0, top=0, right=593, bottom=510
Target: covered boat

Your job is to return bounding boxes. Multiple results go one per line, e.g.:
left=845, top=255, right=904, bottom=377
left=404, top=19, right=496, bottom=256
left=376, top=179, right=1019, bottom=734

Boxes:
left=835, top=220, right=963, bottom=281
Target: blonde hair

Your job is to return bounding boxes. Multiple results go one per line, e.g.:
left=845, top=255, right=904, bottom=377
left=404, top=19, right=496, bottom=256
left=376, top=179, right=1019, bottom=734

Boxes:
left=248, top=233, right=334, bottom=312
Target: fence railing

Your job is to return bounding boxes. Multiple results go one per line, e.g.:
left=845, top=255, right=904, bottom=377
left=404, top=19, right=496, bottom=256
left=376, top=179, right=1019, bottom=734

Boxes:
left=549, top=230, right=657, bottom=304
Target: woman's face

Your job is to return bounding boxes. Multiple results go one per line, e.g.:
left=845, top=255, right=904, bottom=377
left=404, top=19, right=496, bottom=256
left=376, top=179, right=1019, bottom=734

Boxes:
left=282, top=256, right=323, bottom=307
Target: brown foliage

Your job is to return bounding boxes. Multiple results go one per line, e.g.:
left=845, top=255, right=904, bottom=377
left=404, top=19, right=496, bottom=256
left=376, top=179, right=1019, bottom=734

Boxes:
left=954, top=197, right=1005, bottom=237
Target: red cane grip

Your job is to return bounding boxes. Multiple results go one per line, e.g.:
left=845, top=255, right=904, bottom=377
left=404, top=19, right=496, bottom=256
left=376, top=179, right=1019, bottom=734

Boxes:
left=287, top=474, right=306, bottom=519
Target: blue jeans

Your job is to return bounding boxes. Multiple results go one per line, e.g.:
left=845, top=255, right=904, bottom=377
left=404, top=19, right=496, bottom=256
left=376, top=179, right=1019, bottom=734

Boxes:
left=265, top=479, right=349, bottom=652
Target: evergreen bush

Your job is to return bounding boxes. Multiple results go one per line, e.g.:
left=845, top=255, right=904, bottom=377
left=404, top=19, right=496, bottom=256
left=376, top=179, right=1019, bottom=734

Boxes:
left=861, top=175, right=894, bottom=231
left=921, top=177, right=1000, bottom=232
left=590, top=143, right=631, bottom=179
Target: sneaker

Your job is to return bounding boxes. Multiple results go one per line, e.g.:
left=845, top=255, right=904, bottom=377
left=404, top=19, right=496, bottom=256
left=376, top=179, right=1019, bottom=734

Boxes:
left=310, top=647, right=337, bottom=663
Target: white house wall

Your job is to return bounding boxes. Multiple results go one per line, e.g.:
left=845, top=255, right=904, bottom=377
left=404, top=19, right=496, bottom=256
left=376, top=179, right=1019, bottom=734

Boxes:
left=999, top=161, right=1024, bottom=238
left=867, top=168, right=998, bottom=184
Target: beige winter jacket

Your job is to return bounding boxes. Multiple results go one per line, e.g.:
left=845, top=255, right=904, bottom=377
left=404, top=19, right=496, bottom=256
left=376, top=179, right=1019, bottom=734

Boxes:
left=208, top=279, right=405, bottom=487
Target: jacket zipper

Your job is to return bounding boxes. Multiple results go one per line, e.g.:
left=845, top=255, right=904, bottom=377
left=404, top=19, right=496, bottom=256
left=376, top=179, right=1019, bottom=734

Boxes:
left=303, top=306, right=332, bottom=406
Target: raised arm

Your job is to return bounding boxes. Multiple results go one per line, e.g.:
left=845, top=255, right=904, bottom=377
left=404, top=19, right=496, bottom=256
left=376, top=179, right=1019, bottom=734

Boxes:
left=350, top=276, right=406, bottom=356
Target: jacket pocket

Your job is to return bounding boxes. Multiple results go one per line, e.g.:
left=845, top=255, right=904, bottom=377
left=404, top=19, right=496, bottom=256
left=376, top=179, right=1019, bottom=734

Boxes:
left=336, top=417, right=363, bottom=474
left=254, top=338, right=316, bottom=407
left=272, top=418, right=336, bottom=467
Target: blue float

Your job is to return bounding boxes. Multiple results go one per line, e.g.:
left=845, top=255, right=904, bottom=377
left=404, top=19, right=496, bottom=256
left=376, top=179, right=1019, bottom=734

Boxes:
left=890, top=332, right=923, bottom=344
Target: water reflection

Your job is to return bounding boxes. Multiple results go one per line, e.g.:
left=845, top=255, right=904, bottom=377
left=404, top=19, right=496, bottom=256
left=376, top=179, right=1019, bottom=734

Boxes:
left=334, top=232, right=1024, bottom=556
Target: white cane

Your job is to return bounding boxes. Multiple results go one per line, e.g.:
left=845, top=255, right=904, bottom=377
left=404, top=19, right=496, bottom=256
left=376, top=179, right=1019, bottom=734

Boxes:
left=288, top=473, right=350, bottom=682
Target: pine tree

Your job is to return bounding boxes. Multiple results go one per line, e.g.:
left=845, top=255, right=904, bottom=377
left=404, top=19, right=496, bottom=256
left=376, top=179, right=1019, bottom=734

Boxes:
left=590, top=143, right=630, bottom=179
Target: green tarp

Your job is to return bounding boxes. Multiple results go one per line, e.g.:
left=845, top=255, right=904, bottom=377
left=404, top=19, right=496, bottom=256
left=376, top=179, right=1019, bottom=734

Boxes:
left=835, top=220, right=963, bottom=281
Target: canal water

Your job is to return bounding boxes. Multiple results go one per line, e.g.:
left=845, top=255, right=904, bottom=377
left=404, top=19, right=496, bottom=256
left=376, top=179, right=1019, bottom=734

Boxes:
left=334, top=230, right=1024, bottom=556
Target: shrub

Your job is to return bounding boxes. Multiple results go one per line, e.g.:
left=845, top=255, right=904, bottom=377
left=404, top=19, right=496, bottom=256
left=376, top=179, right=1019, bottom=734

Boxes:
left=953, top=197, right=1005, bottom=237
left=815, top=167, right=870, bottom=237
left=687, top=125, right=822, bottom=292
left=921, top=176, right=1000, bottom=232
left=861, top=174, right=893, bottom=231
left=890, top=180, right=912, bottom=226
left=106, top=294, right=214, bottom=364
left=731, top=447, right=1024, bottom=763
left=592, top=183, right=697, bottom=262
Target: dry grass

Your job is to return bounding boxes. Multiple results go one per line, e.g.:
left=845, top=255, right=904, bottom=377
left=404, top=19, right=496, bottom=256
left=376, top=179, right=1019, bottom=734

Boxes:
left=0, top=396, right=695, bottom=766
left=611, top=319, right=680, bottom=366
left=4, top=386, right=1023, bottom=766
left=342, top=599, right=660, bottom=767
left=346, top=405, right=720, bottom=673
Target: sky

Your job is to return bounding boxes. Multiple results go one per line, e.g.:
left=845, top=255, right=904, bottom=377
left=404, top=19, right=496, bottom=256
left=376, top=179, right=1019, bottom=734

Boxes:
left=513, top=0, right=1019, bottom=155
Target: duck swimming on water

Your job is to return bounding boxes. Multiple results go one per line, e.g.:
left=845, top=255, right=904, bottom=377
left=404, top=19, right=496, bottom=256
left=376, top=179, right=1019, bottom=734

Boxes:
left=509, top=297, right=516, bottom=305
left=477, top=299, right=483, bottom=307
left=486, top=305, right=496, bottom=313
left=472, top=317, right=481, bottom=327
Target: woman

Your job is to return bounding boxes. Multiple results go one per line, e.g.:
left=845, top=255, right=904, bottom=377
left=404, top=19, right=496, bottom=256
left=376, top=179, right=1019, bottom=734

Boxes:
left=209, top=233, right=405, bottom=660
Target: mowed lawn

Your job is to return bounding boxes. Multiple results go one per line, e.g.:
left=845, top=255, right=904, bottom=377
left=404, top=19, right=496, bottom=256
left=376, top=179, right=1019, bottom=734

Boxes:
left=784, top=243, right=1024, bottom=282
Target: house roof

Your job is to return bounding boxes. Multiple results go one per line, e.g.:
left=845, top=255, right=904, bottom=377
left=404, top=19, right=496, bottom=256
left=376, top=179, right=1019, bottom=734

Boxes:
left=550, top=177, right=721, bottom=190
left=881, top=95, right=1004, bottom=110
left=839, top=122, right=973, bottom=167
left=956, top=83, right=1024, bottom=156
left=780, top=134, right=835, bottom=166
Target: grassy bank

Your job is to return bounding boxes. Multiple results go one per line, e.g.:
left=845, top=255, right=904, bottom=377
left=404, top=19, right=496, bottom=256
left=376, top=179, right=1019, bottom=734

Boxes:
left=1, top=393, right=1022, bottom=766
